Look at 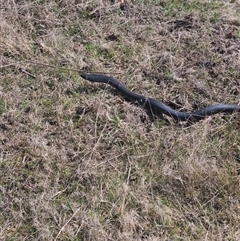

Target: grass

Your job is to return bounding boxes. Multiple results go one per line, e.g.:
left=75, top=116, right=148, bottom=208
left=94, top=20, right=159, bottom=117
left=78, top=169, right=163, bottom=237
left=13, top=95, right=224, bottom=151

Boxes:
left=1, top=0, right=240, bottom=240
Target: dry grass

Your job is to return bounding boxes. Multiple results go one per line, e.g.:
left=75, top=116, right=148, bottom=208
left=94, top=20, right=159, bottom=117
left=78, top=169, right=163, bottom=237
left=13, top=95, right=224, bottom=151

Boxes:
left=1, top=0, right=240, bottom=240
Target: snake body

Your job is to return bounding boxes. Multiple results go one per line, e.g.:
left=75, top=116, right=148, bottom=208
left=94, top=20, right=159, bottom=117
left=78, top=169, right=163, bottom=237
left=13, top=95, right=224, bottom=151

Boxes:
left=80, top=73, right=240, bottom=121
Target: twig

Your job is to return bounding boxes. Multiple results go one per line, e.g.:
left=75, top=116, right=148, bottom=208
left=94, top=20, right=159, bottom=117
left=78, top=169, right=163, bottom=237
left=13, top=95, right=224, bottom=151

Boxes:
left=54, top=207, right=81, bottom=241
left=1, top=60, right=121, bottom=75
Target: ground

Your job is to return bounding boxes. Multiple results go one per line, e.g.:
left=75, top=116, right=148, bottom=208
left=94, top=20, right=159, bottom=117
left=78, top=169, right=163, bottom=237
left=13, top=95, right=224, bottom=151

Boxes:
left=0, top=0, right=240, bottom=240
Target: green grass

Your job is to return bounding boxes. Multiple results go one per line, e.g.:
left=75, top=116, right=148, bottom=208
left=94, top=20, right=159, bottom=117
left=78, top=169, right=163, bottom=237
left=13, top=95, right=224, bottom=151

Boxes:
left=85, top=43, right=115, bottom=61
left=0, top=99, right=6, bottom=114
left=162, top=0, right=221, bottom=17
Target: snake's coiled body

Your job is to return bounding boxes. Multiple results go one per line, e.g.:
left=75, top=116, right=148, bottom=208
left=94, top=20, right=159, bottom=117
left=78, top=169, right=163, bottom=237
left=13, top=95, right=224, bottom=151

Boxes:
left=80, top=73, right=240, bottom=122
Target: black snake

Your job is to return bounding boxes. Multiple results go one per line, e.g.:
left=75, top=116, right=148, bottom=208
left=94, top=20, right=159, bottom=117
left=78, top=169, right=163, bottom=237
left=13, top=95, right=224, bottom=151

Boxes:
left=80, top=73, right=240, bottom=122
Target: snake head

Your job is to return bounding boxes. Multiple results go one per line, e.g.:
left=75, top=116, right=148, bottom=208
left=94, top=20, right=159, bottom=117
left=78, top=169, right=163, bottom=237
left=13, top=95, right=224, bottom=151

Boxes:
left=79, top=72, right=89, bottom=80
